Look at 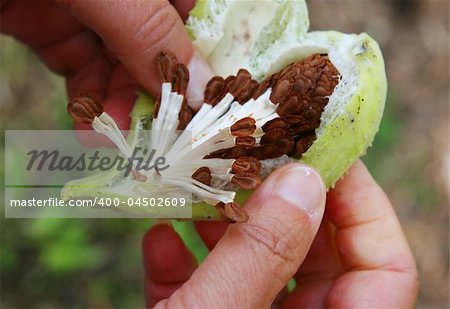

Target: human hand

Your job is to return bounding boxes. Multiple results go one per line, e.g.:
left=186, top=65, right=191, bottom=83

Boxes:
left=142, top=161, right=418, bottom=308
left=1, top=0, right=211, bottom=133
left=2, top=2, right=418, bottom=307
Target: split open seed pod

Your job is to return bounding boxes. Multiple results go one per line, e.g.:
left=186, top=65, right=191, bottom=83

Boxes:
left=62, top=0, right=387, bottom=222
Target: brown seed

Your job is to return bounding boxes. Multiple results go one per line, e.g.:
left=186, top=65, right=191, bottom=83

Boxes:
left=173, top=63, right=189, bottom=95
left=205, top=146, right=247, bottom=159
left=224, top=75, right=236, bottom=92
left=203, top=147, right=230, bottom=159
left=231, top=173, right=262, bottom=189
left=270, top=78, right=293, bottom=104
left=155, top=50, right=178, bottom=83
left=204, top=76, right=227, bottom=106
left=260, top=128, right=287, bottom=145
left=225, top=69, right=257, bottom=104
left=177, top=106, right=193, bottom=130
left=236, top=79, right=259, bottom=103
left=192, top=166, right=212, bottom=186
left=295, top=133, right=316, bottom=155
left=279, top=63, right=295, bottom=77
left=252, top=77, right=270, bottom=99
left=253, top=71, right=280, bottom=99
left=230, top=117, right=256, bottom=137
left=293, top=77, right=312, bottom=94
left=232, top=69, right=252, bottom=91
left=315, top=86, right=329, bottom=97
left=259, top=138, right=294, bottom=159
left=235, top=136, right=256, bottom=147
left=67, top=95, right=103, bottom=124
left=232, top=156, right=261, bottom=174
left=245, top=147, right=264, bottom=160
left=303, top=68, right=315, bottom=79
left=276, top=95, right=301, bottom=116
left=260, top=144, right=282, bottom=159
left=225, top=146, right=247, bottom=159
left=304, top=108, right=319, bottom=121
left=215, top=202, right=249, bottom=223
left=236, top=69, right=252, bottom=80
left=260, top=133, right=294, bottom=158
left=273, top=135, right=294, bottom=153
left=261, top=117, right=288, bottom=132
left=284, top=115, right=317, bottom=134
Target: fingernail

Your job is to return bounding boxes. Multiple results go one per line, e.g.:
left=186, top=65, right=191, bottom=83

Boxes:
left=273, top=165, right=325, bottom=214
left=186, top=52, right=214, bottom=110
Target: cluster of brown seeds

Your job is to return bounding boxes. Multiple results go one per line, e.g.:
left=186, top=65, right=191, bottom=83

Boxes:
left=201, top=53, right=340, bottom=162
left=66, top=50, right=340, bottom=223
left=152, top=51, right=339, bottom=222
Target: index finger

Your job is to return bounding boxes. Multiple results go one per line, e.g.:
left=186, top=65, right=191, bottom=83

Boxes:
left=56, top=0, right=194, bottom=97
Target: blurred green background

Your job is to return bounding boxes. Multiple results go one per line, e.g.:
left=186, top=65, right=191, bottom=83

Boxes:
left=1, top=0, right=449, bottom=308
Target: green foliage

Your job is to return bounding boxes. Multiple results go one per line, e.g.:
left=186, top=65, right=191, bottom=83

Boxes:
left=35, top=221, right=104, bottom=273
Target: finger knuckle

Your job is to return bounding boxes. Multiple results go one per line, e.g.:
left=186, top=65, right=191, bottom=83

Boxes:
left=241, top=216, right=306, bottom=280
left=132, top=2, right=178, bottom=51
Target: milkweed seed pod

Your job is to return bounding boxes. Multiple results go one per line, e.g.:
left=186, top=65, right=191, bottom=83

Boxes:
left=62, top=0, right=386, bottom=222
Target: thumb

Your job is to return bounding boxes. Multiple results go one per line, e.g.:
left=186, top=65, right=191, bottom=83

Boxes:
left=55, top=0, right=212, bottom=100
left=157, top=163, right=326, bottom=308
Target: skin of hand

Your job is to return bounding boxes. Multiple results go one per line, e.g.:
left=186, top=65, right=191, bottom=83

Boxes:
left=143, top=161, right=419, bottom=308
left=0, top=0, right=205, bottom=137
left=1, top=1, right=419, bottom=308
